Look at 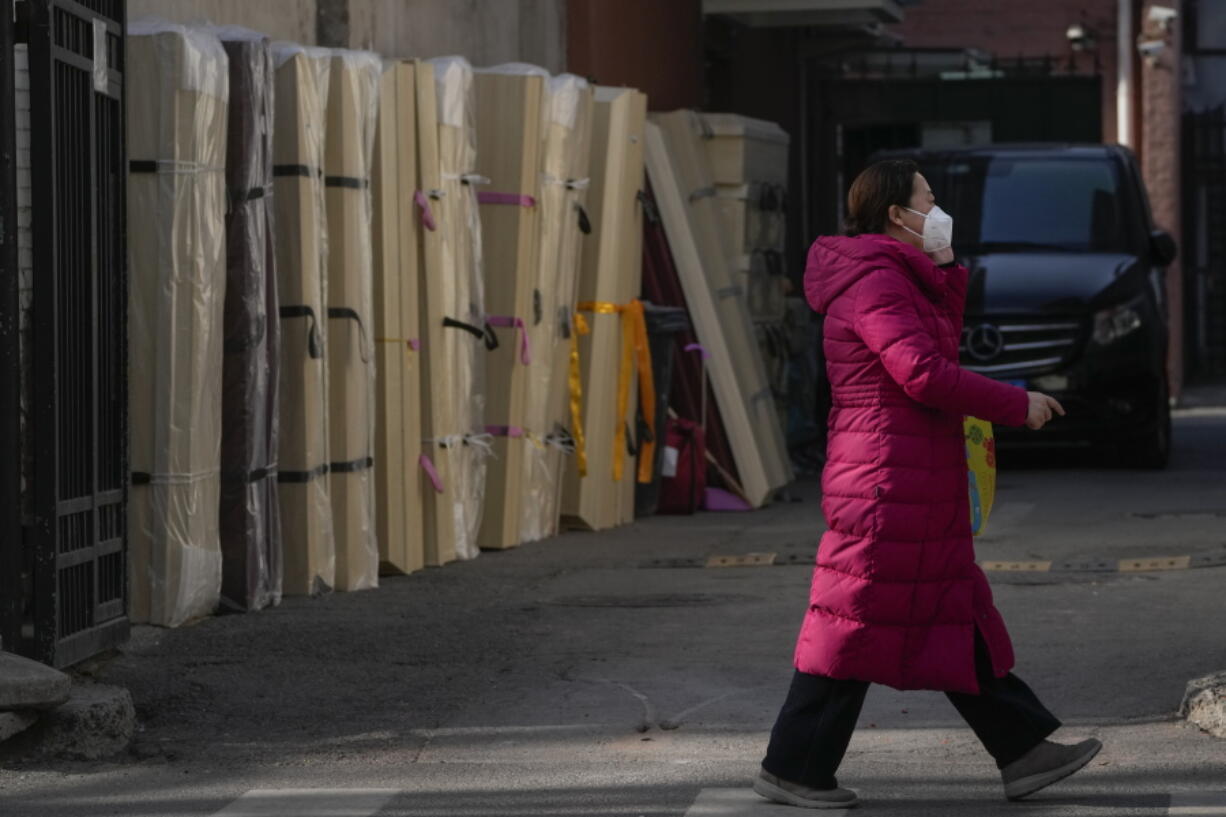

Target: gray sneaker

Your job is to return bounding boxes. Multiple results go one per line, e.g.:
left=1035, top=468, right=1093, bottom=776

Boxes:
left=1001, top=738, right=1102, bottom=800
left=753, top=767, right=860, bottom=809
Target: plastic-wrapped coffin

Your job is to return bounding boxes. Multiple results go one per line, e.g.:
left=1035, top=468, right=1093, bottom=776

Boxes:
left=472, top=64, right=546, bottom=551
left=419, top=56, right=487, bottom=564
left=644, top=111, right=793, bottom=508
left=126, top=21, right=228, bottom=626
left=372, top=60, right=425, bottom=576
left=561, top=87, right=651, bottom=532
left=214, top=27, right=282, bottom=613
left=521, top=73, right=594, bottom=544
left=270, top=43, right=335, bottom=596
left=319, top=50, right=381, bottom=592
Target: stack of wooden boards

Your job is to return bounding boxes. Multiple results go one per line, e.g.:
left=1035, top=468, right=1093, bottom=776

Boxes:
left=644, top=111, right=793, bottom=509
left=700, top=114, right=792, bottom=439
left=127, top=20, right=229, bottom=626
left=217, top=27, right=282, bottom=613
left=123, top=16, right=800, bottom=627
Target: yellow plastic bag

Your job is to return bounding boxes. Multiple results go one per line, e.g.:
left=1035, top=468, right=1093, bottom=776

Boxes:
left=964, top=416, right=997, bottom=536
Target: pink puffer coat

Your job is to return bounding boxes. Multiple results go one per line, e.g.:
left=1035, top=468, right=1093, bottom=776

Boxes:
left=795, top=234, right=1030, bottom=694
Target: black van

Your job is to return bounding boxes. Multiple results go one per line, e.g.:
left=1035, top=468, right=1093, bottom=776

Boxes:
left=877, top=144, right=1177, bottom=468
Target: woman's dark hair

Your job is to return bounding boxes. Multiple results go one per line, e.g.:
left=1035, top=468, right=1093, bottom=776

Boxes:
left=844, top=158, right=919, bottom=236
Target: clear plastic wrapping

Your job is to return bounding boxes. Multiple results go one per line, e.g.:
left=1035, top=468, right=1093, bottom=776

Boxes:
left=319, top=48, right=382, bottom=590
left=520, top=72, right=593, bottom=543
left=125, top=19, right=229, bottom=625
left=427, top=56, right=487, bottom=561
left=270, top=41, right=336, bottom=595
left=215, top=27, right=282, bottom=612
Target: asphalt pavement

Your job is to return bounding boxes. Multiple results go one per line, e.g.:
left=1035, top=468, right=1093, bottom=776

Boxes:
left=1, top=390, right=1224, bottom=816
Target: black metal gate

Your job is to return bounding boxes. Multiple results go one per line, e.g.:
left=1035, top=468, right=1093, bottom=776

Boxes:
left=19, top=0, right=128, bottom=667
left=1183, top=107, right=1226, bottom=379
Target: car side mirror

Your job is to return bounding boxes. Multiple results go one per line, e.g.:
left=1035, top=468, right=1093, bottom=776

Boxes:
left=1150, top=230, right=1177, bottom=266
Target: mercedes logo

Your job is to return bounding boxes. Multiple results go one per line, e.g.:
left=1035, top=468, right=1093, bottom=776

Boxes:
left=965, top=323, right=1004, bottom=362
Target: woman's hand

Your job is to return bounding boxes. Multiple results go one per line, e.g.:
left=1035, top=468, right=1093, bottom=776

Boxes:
left=927, top=246, right=955, bottom=266
left=1025, top=391, right=1067, bottom=430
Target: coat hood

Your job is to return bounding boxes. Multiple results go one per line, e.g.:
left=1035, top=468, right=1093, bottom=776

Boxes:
left=804, top=234, right=947, bottom=315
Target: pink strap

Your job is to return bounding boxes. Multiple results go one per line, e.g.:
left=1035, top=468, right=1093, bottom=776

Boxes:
left=419, top=454, right=443, bottom=494
left=685, top=342, right=710, bottom=360
left=414, top=190, right=437, bottom=231
left=478, top=191, right=536, bottom=208
left=485, top=425, right=525, bottom=438
left=407, top=338, right=420, bottom=351
left=486, top=316, right=532, bottom=365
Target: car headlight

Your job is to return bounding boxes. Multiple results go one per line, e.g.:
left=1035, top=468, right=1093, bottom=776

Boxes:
left=1092, top=300, right=1144, bottom=346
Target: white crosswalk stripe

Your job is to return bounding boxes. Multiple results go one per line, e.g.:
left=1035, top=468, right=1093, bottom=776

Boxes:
left=1170, top=792, right=1226, bottom=816
left=209, top=788, right=399, bottom=817
left=685, top=787, right=854, bottom=815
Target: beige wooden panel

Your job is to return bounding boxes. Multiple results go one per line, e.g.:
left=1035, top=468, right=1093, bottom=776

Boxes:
left=473, top=69, right=544, bottom=551
left=126, top=24, right=228, bottom=625
left=524, top=76, right=594, bottom=544
left=412, top=59, right=459, bottom=567
left=421, top=56, right=487, bottom=562
left=645, top=112, right=792, bottom=508
left=561, top=88, right=648, bottom=531
left=701, top=113, right=790, bottom=187
left=272, top=47, right=336, bottom=597
left=321, top=51, right=381, bottom=592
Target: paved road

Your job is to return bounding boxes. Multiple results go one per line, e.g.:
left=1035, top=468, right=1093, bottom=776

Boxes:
left=1, top=404, right=1223, bottom=816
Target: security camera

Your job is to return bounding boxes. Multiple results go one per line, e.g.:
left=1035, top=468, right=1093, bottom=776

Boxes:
left=1147, top=6, right=1177, bottom=30
left=1137, top=39, right=1166, bottom=58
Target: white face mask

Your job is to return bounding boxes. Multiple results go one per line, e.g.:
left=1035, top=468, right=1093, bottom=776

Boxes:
left=901, top=205, right=954, bottom=252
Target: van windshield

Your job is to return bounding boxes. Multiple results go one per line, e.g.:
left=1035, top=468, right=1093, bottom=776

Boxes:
left=920, top=157, right=1129, bottom=254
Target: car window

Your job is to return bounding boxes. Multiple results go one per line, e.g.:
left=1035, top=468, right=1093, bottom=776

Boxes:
left=922, top=157, right=1130, bottom=254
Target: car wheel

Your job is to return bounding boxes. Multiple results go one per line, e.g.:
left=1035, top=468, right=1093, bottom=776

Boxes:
left=1123, top=381, right=1172, bottom=470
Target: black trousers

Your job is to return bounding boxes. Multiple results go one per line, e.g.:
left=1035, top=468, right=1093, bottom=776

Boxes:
left=762, top=631, right=1062, bottom=790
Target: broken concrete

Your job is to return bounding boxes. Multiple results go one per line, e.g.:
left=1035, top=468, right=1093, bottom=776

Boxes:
left=1180, top=671, right=1226, bottom=737
left=0, top=652, right=71, bottom=711
left=0, top=711, right=38, bottom=743
left=0, top=683, right=134, bottom=761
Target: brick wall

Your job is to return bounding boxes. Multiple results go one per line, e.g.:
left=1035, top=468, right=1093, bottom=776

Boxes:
left=890, top=0, right=1121, bottom=143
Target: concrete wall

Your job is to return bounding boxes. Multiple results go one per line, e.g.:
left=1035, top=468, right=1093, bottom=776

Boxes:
left=127, top=0, right=317, bottom=43
left=345, top=0, right=565, bottom=69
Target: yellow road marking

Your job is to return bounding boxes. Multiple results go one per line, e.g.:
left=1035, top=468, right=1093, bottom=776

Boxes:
left=1118, top=555, right=1192, bottom=572
left=980, top=560, right=1052, bottom=572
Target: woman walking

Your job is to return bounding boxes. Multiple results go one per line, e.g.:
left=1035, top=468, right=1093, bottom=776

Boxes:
left=753, top=159, right=1100, bottom=809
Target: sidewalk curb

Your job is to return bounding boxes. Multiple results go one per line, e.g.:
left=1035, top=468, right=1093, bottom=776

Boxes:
left=0, top=683, right=135, bottom=762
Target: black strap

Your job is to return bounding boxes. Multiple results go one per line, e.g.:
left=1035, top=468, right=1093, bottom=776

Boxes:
left=577, top=204, right=592, bottom=234
left=280, top=305, right=323, bottom=359
left=443, top=317, right=500, bottom=351
left=278, top=463, right=329, bottom=484
left=229, top=186, right=267, bottom=209
left=129, top=160, right=158, bottom=174
left=273, top=164, right=323, bottom=179
left=131, top=472, right=151, bottom=485
left=325, top=175, right=370, bottom=190
left=330, top=456, right=374, bottom=474
left=222, top=466, right=278, bottom=485
left=327, top=307, right=371, bottom=364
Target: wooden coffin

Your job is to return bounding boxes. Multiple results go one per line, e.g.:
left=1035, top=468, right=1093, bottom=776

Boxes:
left=472, top=66, right=545, bottom=551
left=127, top=22, right=228, bottom=625
left=321, top=50, right=381, bottom=592
left=218, top=29, right=282, bottom=612
left=524, top=74, right=594, bottom=543
left=645, top=111, right=792, bottom=508
left=421, top=56, right=487, bottom=563
left=372, top=60, right=425, bottom=576
left=561, top=87, right=649, bottom=532
left=271, top=44, right=336, bottom=596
